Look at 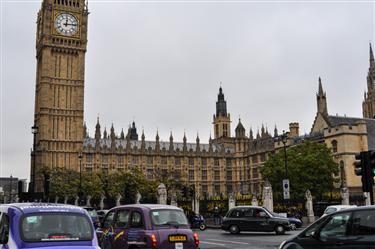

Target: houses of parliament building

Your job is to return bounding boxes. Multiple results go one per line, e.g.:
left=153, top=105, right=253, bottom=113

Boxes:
left=31, top=0, right=375, bottom=197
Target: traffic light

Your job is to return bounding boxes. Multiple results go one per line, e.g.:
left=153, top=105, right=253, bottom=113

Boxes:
left=370, top=150, right=375, bottom=177
left=353, top=151, right=374, bottom=193
left=354, top=152, right=365, bottom=176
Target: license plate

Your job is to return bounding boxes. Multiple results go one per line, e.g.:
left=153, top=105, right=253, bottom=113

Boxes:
left=175, top=242, right=183, bottom=249
left=169, top=234, right=187, bottom=242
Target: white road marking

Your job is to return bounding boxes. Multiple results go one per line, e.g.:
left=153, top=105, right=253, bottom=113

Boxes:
left=200, top=241, right=226, bottom=246
left=206, top=239, right=249, bottom=245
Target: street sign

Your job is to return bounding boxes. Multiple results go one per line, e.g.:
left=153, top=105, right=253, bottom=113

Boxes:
left=283, top=179, right=290, bottom=200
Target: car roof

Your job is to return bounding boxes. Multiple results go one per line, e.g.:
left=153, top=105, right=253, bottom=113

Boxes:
left=110, top=204, right=182, bottom=212
left=0, top=203, right=87, bottom=215
left=325, top=205, right=356, bottom=209
left=231, top=206, right=264, bottom=209
left=332, top=205, right=375, bottom=214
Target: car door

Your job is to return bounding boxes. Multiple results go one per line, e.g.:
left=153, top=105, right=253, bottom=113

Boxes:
left=229, top=208, right=246, bottom=230
left=99, top=210, right=116, bottom=249
left=252, top=208, right=272, bottom=232
left=242, top=208, right=256, bottom=231
left=314, top=211, right=352, bottom=249
left=112, top=209, right=131, bottom=249
left=126, top=210, right=146, bottom=248
left=340, top=209, right=375, bottom=249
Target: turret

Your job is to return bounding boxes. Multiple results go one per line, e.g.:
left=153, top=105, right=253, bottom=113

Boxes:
left=213, top=86, right=231, bottom=139
left=317, top=77, right=328, bottom=116
left=235, top=119, right=246, bottom=138
left=169, top=132, right=174, bottom=151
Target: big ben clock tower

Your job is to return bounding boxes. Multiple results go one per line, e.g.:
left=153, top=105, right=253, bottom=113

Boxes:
left=31, top=0, right=88, bottom=192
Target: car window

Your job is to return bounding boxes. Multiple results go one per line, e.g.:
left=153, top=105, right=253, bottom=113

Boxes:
left=229, top=209, right=243, bottom=218
left=243, top=208, right=253, bottom=217
left=0, top=213, right=9, bottom=245
left=103, top=211, right=115, bottom=228
left=151, top=209, right=188, bottom=225
left=253, top=209, right=267, bottom=218
left=130, top=211, right=143, bottom=228
left=351, top=210, right=375, bottom=240
left=320, top=212, right=351, bottom=239
left=301, top=216, right=329, bottom=237
left=21, top=213, right=92, bottom=242
left=114, top=210, right=130, bottom=228
left=324, top=207, right=337, bottom=214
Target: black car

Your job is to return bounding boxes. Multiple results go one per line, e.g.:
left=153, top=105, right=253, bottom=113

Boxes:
left=279, top=205, right=375, bottom=249
left=221, top=206, right=291, bottom=235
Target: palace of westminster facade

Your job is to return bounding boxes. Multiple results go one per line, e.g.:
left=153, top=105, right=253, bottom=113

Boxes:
left=31, top=0, right=375, bottom=197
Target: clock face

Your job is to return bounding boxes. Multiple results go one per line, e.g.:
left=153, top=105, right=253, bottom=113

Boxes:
left=54, top=13, right=79, bottom=36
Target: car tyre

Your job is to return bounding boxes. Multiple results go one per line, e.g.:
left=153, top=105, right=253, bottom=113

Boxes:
left=199, top=223, right=206, bottom=231
left=275, top=225, right=285, bottom=235
left=290, top=223, right=296, bottom=230
left=229, top=224, right=240, bottom=234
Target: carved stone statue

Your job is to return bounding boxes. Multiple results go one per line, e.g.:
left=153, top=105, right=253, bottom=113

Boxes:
left=86, top=195, right=92, bottom=207
left=340, top=187, right=350, bottom=205
left=193, top=192, right=200, bottom=214
left=116, top=194, right=122, bottom=206
left=305, top=190, right=315, bottom=223
left=157, top=183, right=167, bottom=205
left=64, top=195, right=69, bottom=204
left=54, top=196, right=59, bottom=204
left=74, top=195, right=79, bottom=206
left=136, top=191, right=142, bottom=204
left=228, top=193, right=236, bottom=210
left=251, top=195, right=258, bottom=206
left=99, top=195, right=105, bottom=210
left=262, top=181, right=273, bottom=212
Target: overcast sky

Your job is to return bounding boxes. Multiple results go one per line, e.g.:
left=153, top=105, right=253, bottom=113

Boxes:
left=1, top=0, right=374, bottom=180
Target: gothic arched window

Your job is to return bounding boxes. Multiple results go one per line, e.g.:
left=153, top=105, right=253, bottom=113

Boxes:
left=331, top=140, right=338, bottom=153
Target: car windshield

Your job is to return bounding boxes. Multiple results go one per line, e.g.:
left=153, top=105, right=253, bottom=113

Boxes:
left=324, top=207, right=337, bottom=214
left=151, top=209, right=188, bottom=226
left=21, top=213, right=93, bottom=242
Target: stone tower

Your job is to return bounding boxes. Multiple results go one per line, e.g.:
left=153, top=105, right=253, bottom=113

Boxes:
left=363, top=43, right=375, bottom=119
left=32, top=0, right=88, bottom=191
left=213, top=87, right=231, bottom=138
left=317, top=77, right=328, bottom=116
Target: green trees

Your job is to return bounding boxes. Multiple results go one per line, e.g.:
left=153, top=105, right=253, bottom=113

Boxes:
left=260, top=141, right=339, bottom=199
left=43, top=167, right=159, bottom=203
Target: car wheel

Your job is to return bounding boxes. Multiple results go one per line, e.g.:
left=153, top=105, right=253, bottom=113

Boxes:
left=275, top=225, right=285, bottom=235
left=290, top=223, right=296, bottom=230
left=229, top=224, right=240, bottom=234
left=199, top=223, right=206, bottom=231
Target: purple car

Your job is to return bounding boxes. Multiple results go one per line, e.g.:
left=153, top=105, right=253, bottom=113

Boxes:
left=0, top=203, right=100, bottom=249
left=97, top=204, right=200, bottom=249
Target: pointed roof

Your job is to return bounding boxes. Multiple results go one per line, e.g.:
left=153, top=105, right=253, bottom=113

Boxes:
left=318, top=77, right=324, bottom=96
left=235, top=118, right=245, bottom=132
left=370, top=42, right=374, bottom=63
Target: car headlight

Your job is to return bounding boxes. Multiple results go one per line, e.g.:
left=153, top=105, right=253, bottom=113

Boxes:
left=278, top=240, right=286, bottom=249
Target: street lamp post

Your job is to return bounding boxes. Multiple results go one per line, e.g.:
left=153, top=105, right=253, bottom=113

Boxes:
left=78, top=152, right=83, bottom=205
left=281, top=130, right=288, bottom=178
left=31, top=125, right=39, bottom=194
left=280, top=130, right=290, bottom=201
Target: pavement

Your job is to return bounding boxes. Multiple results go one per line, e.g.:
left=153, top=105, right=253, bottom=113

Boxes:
left=195, top=228, right=300, bottom=249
